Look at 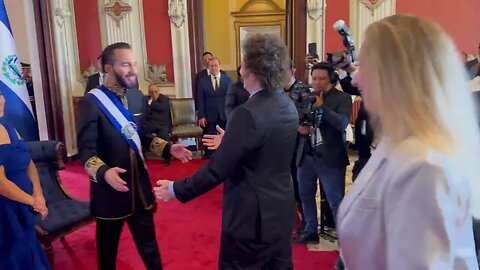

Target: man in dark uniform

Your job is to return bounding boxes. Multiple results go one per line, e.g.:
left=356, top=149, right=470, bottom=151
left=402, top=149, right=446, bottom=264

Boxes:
left=77, top=42, right=192, bottom=270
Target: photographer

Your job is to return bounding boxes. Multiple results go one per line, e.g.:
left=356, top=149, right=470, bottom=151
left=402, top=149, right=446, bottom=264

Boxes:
left=293, top=62, right=352, bottom=244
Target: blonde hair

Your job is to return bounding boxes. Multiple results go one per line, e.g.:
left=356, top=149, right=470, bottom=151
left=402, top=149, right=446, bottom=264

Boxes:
left=361, top=15, right=480, bottom=217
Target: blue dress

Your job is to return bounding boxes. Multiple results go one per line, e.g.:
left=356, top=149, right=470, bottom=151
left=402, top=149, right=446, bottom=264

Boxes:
left=0, top=122, right=52, bottom=270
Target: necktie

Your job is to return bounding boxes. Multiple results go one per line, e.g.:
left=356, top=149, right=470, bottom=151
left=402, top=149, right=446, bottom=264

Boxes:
left=214, top=77, right=219, bottom=90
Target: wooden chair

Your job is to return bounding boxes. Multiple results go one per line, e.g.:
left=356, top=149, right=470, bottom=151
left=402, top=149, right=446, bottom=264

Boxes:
left=27, top=141, right=94, bottom=252
left=169, top=98, right=204, bottom=153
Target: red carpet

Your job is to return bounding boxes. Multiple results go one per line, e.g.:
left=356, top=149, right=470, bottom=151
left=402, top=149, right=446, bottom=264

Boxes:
left=52, top=159, right=337, bottom=270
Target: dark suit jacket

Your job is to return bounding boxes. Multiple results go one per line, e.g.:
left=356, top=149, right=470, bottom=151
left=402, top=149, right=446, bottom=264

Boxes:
left=225, top=80, right=249, bottom=119
left=297, top=87, right=352, bottom=168
left=197, top=74, right=232, bottom=122
left=77, top=87, right=170, bottom=219
left=340, top=76, right=373, bottom=159
left=84, top=73, right=101, bottom=95
left=147, top=95, right=172, bottom=131
left=173, top=89, right=299, bottom=243
left=193, top=69, right=227, bottom=109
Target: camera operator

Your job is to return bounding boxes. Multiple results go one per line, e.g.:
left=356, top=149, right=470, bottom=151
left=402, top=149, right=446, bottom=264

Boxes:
left=293, top=62, right=352, bottom=244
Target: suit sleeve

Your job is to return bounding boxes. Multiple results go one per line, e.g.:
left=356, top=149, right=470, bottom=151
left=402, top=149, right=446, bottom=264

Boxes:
left=340, top=76, right=361, bottom=96
left=198, top=79, right=206, bottom=119
left=173, top=107, right=257, bottom=203
left=384, top=162, right=472, bottom=269
left=322, top=93, right=352, bottom=131
left=225, top=83, right=237, bottom=119
left=76, top=97, right=110, bottom=183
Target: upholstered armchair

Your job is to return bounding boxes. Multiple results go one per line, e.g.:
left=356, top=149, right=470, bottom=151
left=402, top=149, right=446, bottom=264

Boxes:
left=27, top=141, right=93, bottom=252
left=169, top=98, right=204, bottom=153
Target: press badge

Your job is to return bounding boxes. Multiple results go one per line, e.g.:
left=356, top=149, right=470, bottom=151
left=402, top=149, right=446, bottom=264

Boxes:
left=311, top=128, right=323, bottom=146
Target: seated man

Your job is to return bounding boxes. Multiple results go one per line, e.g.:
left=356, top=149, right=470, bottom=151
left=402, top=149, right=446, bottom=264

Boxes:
left=146, top=83, right=173, bottom=165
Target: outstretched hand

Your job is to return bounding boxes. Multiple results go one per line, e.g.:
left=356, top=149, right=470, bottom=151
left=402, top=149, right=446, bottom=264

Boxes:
left=170, top=144, right=193, bottom=163
left=154, top=180, right=176, bottom=202
left=202, top=125, right=225, bottom=150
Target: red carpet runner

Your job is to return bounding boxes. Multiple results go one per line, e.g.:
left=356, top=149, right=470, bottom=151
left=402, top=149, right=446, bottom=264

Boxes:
left=53, top=159, right=337, bottom=270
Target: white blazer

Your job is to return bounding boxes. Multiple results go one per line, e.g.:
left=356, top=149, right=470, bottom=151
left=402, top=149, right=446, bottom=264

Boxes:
left=337, top=137, right=478, bottom=270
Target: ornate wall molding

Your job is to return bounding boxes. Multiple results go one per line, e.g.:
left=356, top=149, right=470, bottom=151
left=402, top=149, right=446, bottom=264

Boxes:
left=146, top=62, right=172, bottom=84
left=168, top=0, right=186, bottom=28
left=170, top=19, right=192, bottom=97
left=104, top=0, right=133, bottom=26
left=51, top=0, right=84, bottom=155
left=307, top=0, right=324, bottom=21
left=55, top=0, right=71, bottom=27
left=168, top=0, right=191, bottom=97
left=349, top=0, right=395, bottom=47
left=360, top=0, right=387, bottom=12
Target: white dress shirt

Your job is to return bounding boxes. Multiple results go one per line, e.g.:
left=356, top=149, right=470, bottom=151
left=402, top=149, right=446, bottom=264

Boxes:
left=210, top=73, right=221, bottom=90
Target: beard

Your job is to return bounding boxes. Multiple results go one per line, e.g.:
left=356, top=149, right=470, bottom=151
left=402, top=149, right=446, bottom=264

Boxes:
left=114, top=71, right=139, bottom=89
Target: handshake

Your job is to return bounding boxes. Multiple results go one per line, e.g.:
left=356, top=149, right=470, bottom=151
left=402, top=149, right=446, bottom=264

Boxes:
left=154, top=125, right=225, bottom=202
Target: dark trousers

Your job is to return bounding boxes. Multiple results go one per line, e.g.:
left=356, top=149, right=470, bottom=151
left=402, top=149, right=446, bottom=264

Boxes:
left=320, top=186, right=336, bottom=229
left=291, top=157, right=305, bottom=229
left=204, top=116, right=226, bottom=158
left=96, top=208, right=162, bottom=270
left=218, top=232, right=293, bottom=270
left=298, top=155, right=346, bottom=233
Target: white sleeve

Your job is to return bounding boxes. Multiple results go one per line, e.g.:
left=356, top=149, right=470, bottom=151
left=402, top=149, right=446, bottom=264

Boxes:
left=383, top=162, right=468, bottom=269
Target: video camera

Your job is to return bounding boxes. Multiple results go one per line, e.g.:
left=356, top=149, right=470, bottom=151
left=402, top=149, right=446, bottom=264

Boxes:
left=288, top=83, right=322, bottom=127
left=327, top=20, right=358, bottom=67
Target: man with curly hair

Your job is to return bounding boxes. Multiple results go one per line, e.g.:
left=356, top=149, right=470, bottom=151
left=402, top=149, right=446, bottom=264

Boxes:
left=155, top=34, right=299, bottom=269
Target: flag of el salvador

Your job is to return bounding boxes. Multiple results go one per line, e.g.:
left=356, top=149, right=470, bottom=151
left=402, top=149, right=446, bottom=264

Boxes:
left=0, top=0, right=39, bottom=141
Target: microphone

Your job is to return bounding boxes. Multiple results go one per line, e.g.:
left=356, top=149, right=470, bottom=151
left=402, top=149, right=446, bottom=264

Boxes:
left=333, top=20, right=358, bottom=63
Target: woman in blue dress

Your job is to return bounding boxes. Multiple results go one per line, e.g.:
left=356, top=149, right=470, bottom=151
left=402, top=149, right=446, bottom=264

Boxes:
left=0, top=90, right=52, bottom=269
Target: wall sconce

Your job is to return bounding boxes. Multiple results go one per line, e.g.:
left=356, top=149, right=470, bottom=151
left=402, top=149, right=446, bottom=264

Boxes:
left=307, top=0, right=325, bottom=21
left=168, top=0, right=186, bottom=28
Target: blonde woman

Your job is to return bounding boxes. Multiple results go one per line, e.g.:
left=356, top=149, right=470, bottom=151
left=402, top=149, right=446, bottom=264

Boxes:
left=337, top=15, right=480, bottom=269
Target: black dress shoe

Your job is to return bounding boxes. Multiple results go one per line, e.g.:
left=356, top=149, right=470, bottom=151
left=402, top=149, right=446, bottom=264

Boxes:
left=293, top=231, right=319, bottom=244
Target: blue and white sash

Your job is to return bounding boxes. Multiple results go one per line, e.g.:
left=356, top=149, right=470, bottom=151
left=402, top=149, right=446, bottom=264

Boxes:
left=87, top=86, right=147, bottom=169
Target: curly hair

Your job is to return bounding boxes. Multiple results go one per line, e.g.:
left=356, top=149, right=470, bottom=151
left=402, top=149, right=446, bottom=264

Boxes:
left=242, top=34, right=289, bottom=90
